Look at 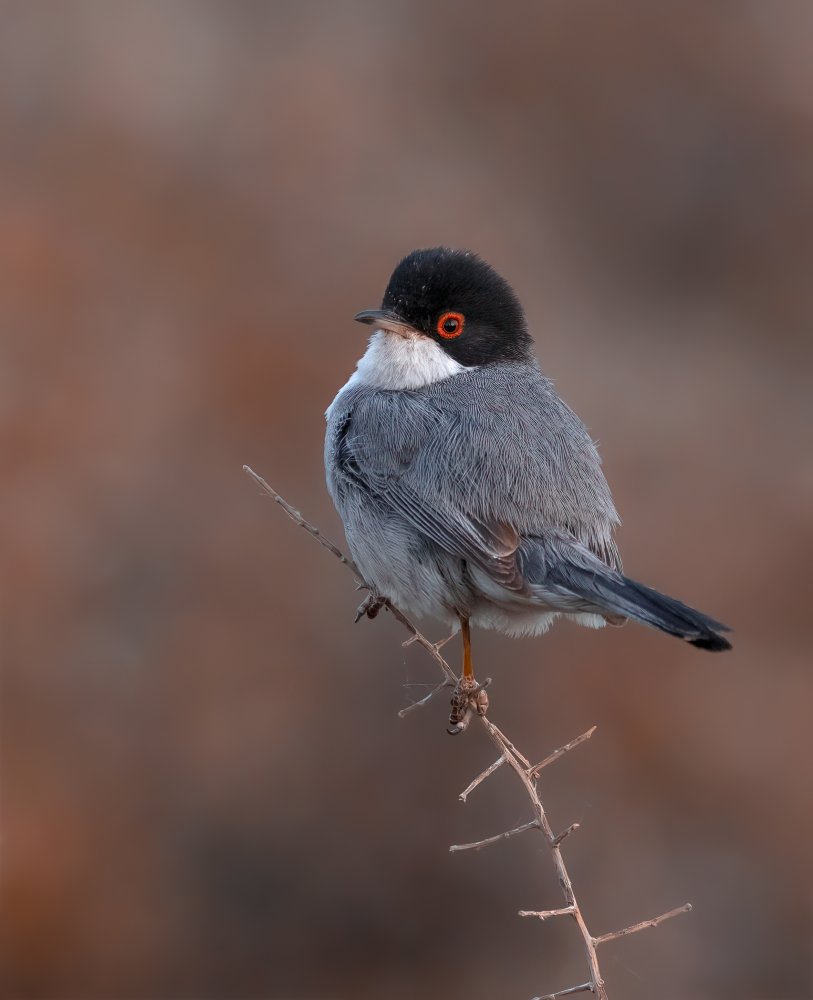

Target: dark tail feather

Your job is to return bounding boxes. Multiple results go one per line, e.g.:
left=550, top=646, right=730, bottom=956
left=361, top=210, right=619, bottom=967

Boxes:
left=548, top=563, right=733, bottom=652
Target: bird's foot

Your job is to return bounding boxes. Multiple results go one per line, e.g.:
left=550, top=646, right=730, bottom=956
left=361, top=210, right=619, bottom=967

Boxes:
left=354, top=593, right=387, bottom=623
left=447, top=676, right=491, bottom=735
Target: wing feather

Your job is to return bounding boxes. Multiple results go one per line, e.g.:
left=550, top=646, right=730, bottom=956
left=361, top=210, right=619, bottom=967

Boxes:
left=333, top=363, right=620, bottom=591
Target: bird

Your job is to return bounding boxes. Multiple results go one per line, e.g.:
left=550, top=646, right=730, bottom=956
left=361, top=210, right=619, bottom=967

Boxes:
left=325, top=247, right=731, bottom=725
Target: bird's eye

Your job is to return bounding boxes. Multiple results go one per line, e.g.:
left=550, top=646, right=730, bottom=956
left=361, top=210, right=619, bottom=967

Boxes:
left=437, top=311, right=464, bottom=339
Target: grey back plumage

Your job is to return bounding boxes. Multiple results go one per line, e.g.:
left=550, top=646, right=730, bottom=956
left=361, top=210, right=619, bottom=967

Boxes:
left=326, top=361, right=621, bottom=575
left=326, top=358, right=732, bottom=651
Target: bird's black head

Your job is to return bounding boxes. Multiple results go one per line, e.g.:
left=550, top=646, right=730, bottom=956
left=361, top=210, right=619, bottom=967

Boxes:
left=354, top=247, right=533, bottom=367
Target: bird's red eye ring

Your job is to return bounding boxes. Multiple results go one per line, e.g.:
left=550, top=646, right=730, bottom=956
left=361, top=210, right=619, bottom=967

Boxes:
left=437, top=311, right=464, bottom=339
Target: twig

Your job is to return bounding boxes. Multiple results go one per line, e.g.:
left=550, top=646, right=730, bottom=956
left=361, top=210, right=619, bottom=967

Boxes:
left=479, top=717, right=610, bottom=999
left=386, top=602, right=457, bottom=686
left=551, top=822, right=580, bottom=847
left=459, top=725, right=596, bottom=803
left=519, top=907, right=575, bottom=921
left=243, top=466, right=359, bottom=575
left=244, top=466, right=456, bottom=695
left=533, top=985, right=593, bottom=1000
left=449, top=818, right=538, bottom=853
left=459, top=752, right=507, bottom=801
left=593, top=903, right=692, bottom=946
left=397, top=677, right=452, bottom=718
left=246, top=469, right=693, bottom=1000
left=528, top=726, right=597, bottom=778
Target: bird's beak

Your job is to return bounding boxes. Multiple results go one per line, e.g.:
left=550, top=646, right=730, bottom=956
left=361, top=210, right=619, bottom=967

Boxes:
left=353, top=308, right=418, bottom=338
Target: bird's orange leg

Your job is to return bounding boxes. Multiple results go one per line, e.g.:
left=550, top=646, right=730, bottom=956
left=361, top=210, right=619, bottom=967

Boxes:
left=448, top=614, right=489, bottom=734
left=460, top=614, right=474, bottom=679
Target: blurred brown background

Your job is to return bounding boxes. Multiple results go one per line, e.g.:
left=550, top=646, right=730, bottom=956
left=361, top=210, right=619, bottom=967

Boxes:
left=2, top=2, right=812, bottom=998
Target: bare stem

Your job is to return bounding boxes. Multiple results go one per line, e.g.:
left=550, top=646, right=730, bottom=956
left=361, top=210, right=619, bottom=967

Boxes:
left=397, top=678, right=452, bottom=718
left=460, top=724, right=596, bottom=803
left=449, top=818, right=538, bottom=853
left=551, top=822, right=580, bottom=847
left=243, top=466, right=359, bottom=575
left=243, top=466, right=456, bottom=690
left=593, top=903, right=692, bottom=946
left=459, top=753, right=507, bottom=801
left=479, top=718, right=610, bottom=1000
left=519, top=907, right=575, bottom=921
left=528, top=726, right=597, bottom=778
left=533, top=985, right=594, bottom=1000
left=385, top=601, right=457, bottom=685
left=246, top=470, right=693, bottom=1000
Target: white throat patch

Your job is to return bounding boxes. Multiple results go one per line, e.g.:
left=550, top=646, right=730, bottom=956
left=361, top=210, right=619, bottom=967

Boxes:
left=351, top=329, right=469, bottom=391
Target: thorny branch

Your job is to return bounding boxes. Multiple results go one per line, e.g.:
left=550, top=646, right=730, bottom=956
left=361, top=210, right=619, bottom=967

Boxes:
left=449, top=818, right=539, bottom=853
left=245, top=466, right=692, bottom=1000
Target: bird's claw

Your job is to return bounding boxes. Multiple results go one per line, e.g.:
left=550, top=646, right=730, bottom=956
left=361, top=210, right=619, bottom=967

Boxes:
left=447, top=676, right=491, bottom=735
left=354, top=593, right=387, bottom=623
left=475, top=677, right=491, bottom=715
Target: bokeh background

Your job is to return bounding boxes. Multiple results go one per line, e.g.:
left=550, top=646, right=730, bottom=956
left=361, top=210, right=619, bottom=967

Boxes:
left=2, top=2, right=812, bottom=998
